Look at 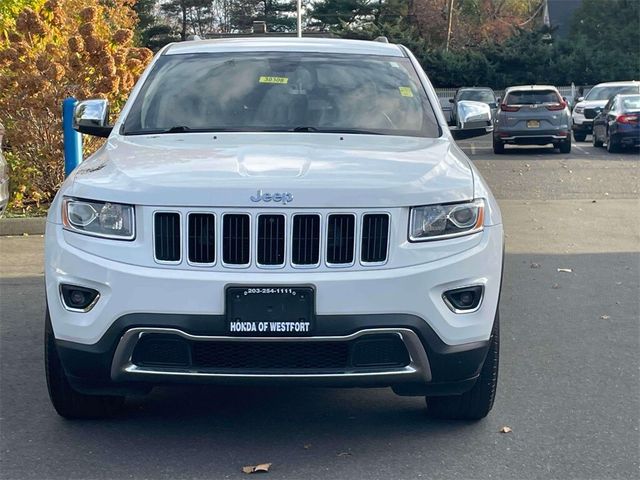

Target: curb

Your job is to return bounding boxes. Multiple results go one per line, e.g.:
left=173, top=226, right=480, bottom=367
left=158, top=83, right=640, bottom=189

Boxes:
left=0, top=217, right=46, bottom=236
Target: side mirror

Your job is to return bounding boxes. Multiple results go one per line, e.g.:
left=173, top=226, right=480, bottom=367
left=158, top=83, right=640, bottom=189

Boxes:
left=73, top=99, right=113, bottom=138
left=448, top=98, right=455, bottom=104
left=496, top=97, right=501, bottom=104
left=489, top=102, right=497, bottom=109
left=450, top=100, right=493, bottom=140
left=576, top=96, right=584, bottom=103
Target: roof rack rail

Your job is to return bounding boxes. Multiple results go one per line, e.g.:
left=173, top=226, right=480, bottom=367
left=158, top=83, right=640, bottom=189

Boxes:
left=374, top=36, right=389, bottom=43
left=185, top=35, right=202, bottom=41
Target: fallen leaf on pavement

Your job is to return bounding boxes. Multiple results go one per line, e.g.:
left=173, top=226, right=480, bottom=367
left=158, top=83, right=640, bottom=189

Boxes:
left=303, top=444, right=312, bottom=450
left=557, top=268, right=573, bottom=273
left=337, top=452, right=352, bottom=457
left=552, top=284, right=560, bottom=289
left=499, top=426, right=512, bottom=434
left=600, top=315, right=610, bottom=320
left=530, top=263, right=541, bottom=269
left=242, top=463, right=272, bottom=474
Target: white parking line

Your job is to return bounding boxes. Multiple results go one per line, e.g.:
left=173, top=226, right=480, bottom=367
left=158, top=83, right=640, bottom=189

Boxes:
left=573, top=143, right=590, bottom=155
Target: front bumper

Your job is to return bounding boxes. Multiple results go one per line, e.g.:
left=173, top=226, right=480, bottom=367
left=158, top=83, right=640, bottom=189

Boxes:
left=55, top=314, right=491, bottom=397
left=46, top=221, right=503, bottom=395
left=572, top=113, right=592, bottom=133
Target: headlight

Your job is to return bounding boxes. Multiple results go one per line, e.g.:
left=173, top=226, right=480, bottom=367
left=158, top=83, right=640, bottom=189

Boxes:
left=574, top=106, right=584, bottom=114
left=62, top=198, right=135, bottom=240
left=409, top=199, right=484, bottom=241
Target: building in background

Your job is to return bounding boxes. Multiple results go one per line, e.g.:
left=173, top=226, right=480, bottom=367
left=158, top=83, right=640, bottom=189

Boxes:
left=546, top=0, right=583, bottom=37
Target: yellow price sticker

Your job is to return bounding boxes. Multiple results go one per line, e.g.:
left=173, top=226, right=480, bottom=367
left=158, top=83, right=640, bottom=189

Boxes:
left=399, top=86, right=414, bottom=97
left=259, top=76, right=289, bottom=84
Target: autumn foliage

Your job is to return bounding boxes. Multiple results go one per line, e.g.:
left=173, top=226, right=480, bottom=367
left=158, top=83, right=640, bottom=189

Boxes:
left=0, top=0, right=152, bottom=212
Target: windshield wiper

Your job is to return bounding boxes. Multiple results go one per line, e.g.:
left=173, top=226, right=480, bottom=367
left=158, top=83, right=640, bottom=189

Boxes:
left=288, top=127, right=383, bottom=135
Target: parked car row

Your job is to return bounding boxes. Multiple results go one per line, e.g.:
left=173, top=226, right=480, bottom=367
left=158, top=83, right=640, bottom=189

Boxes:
left=446, top=80, right=640, bottom=154
left=571, top=81, right=640, bottom=142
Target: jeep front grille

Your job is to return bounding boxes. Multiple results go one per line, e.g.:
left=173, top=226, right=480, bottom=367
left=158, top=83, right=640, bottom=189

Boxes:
left=154, top=212, right=181, bottom=262
left=153, top=210, right=390, bottom=268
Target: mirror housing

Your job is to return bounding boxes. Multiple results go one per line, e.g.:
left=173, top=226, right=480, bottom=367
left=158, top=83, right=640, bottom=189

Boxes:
left=73, top=99, right=113, bottom=138
left=449, top=100, right=493, bottom=140
left=576, top=96, right=584, bottom=103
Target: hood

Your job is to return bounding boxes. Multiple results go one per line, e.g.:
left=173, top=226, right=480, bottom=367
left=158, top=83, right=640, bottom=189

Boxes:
left=575, top=100, right=609, bottom=109
left=69, top=133, right=473, bottom=208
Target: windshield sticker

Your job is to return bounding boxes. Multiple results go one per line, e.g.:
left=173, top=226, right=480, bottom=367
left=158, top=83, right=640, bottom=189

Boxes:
left=259, top=76, right=289, bottom=84
left=399, top=86, right=414, bottom=97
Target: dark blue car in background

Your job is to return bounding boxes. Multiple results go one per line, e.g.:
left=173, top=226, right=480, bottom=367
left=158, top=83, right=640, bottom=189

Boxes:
left=592, top=94, right=640, bottom=152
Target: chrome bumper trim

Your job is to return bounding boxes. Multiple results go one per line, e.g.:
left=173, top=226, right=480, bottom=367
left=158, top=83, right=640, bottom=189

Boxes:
left=500, top=134, right=568, bottom=140
left=110, top=327, right=432, bottom=384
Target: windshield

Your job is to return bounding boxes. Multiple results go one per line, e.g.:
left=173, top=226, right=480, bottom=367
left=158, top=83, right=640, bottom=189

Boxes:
left=457, top=90, right=495, bottom=103
left=621, top=95, right=640, bottom=111
left=505, top=90, right=560, bottom=105
left=585, top=85, right=640, bottom=101
left=123, top=52, right=440, bottom=137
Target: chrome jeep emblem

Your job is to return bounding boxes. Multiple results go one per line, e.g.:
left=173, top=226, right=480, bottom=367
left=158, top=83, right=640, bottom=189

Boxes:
left=250, top=189, right=293, bottom=205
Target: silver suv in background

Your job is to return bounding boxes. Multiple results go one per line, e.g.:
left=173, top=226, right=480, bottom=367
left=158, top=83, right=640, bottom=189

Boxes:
left=0, top=123, right=8, bottom=216
left=493, top=85, right=571, bottom=154
left=572, top=81, right=640, bottom=141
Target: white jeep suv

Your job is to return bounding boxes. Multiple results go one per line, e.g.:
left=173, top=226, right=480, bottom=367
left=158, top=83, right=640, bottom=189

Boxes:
left=45, top=38, right=503, bottom=420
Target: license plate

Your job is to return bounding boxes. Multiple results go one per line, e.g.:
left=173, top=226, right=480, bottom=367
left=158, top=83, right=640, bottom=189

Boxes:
left=226, top=287, right=315, bottom=336
left=527, top=120, right=540, bottom=128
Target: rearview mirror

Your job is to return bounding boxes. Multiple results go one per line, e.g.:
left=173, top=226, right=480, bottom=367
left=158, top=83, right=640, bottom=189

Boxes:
left=450, top=100, right=493, bottom=140
left=73, top=99, right=113, bottom=138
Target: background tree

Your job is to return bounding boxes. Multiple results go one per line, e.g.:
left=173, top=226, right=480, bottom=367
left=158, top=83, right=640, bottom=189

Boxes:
left=0, top=0, right=152, bottom=212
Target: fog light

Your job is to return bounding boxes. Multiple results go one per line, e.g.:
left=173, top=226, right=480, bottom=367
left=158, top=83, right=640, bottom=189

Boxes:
left=443, top=285, right=483, bottom=313
left=60, top=284, right=100, bottom=312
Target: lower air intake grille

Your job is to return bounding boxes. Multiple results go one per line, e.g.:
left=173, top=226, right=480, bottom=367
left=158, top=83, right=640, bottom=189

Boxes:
left=223, top=214, right=250, bottom=265
left=188, top=213, right=215, bottom=264
left=326, top=214, right=355, bottom=265
left=154, top=212, right=181, bottom=262
left=130, top=334, right=411, bottom=371
left=292, top=214, right=320, bottom=265
left=192, top=341, right=350, bottom=370
left=257, top=214, right=285, bottom=266
left=361, top=214, right=389, bottom=263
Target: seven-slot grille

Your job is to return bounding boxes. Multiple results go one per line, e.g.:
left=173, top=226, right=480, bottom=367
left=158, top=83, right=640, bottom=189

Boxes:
left=153, top=211, right=390, bottom=267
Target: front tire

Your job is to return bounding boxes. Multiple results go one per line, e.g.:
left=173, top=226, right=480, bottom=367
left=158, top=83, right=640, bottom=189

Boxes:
left=426, top=313, right=499, bottom=420
left=493, top=138, right=505, bottom=154
left=573, top=131, right=586, bottom=142
left=45, top=309, right=124, bottom=419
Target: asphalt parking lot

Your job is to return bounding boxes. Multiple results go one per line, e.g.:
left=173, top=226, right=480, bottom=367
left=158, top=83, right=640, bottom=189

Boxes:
left=1, top=136, right=638, bottom=480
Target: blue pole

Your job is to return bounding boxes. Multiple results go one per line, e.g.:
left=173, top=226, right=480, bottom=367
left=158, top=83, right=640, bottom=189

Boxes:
left=63, top=97, right=82, bottom=177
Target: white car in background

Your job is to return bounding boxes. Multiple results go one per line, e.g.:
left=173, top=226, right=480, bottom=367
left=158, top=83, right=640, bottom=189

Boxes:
left=44, top=38, right=502, bottom=421
left=572, top=81, right=640, bottom=141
